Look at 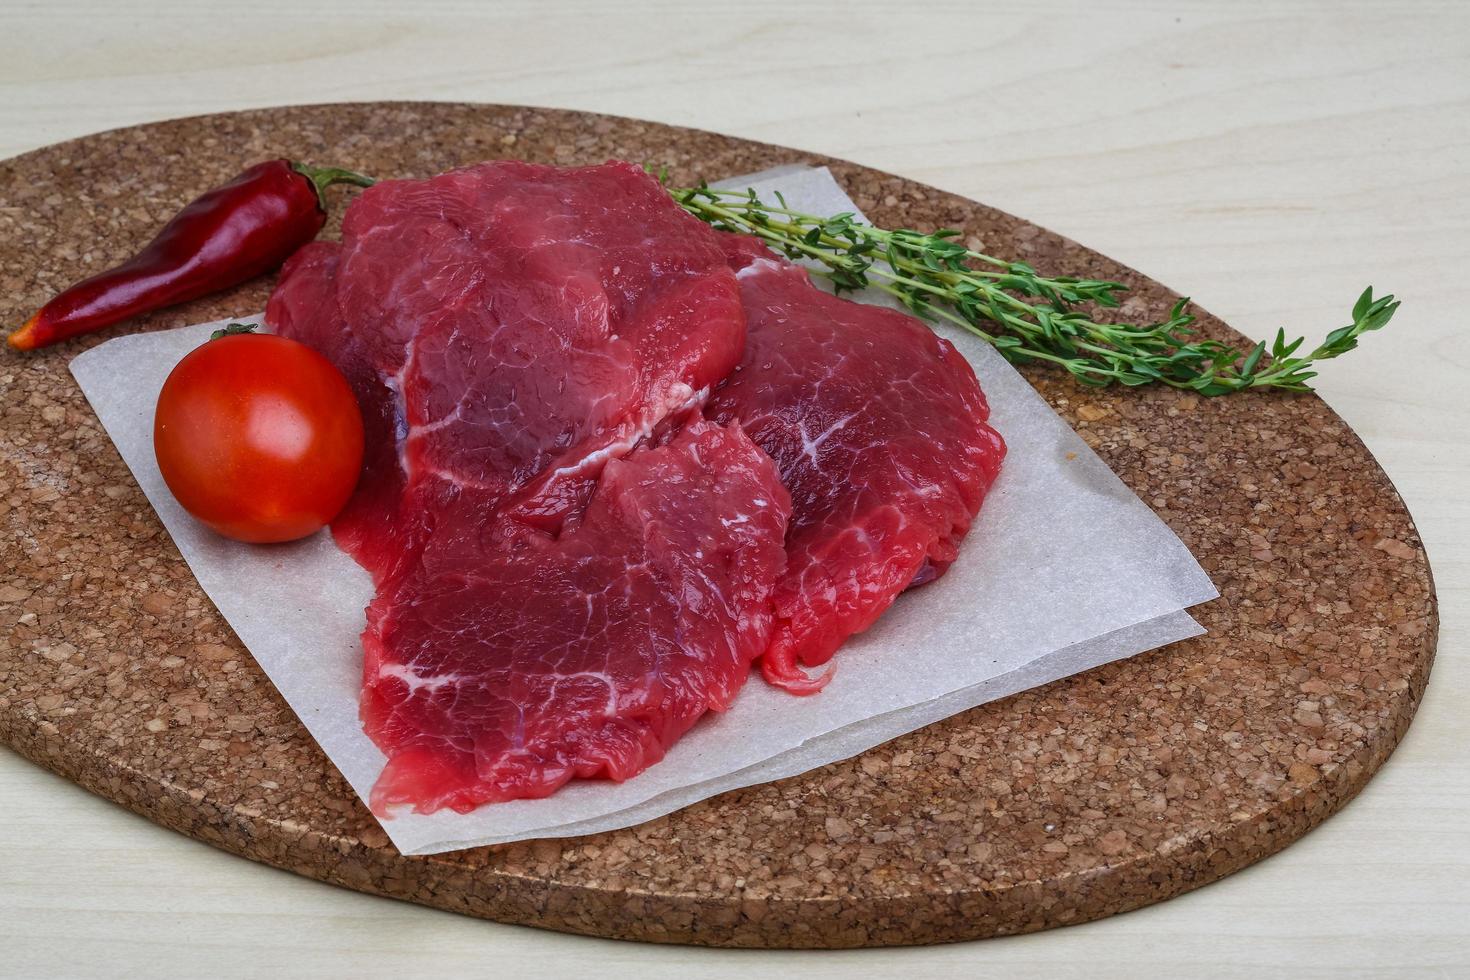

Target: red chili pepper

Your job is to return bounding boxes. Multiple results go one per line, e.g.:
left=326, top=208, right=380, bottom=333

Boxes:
left=7, top=160, right=374, bottom=351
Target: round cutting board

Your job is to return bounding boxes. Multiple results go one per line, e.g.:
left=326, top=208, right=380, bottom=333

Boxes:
left=0, top=103, right=1437, bottom=948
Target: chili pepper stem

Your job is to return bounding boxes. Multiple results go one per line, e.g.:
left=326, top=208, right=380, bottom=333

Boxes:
left=6, top=312, right=44, bottom=351
left=291, top=162, right=377, bottom=210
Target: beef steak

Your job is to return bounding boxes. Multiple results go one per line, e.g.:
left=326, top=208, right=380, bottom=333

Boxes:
left=708, top=236, right=1006, bottom=693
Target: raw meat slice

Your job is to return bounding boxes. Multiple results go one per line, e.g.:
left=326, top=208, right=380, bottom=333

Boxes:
left=707, top=238, right=1006, bottom=694
left=268, top=161, right=783, bottom=812
left=362, top=419, right=790, bottom=813
left=336, top=160, right=746, bottom=531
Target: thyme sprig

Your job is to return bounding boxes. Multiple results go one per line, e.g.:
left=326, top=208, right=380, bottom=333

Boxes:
left=668, top=183, right=1398, bottom=395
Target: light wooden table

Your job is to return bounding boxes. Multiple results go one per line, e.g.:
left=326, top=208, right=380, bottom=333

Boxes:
left=2, top=1, right=1466, bottom=976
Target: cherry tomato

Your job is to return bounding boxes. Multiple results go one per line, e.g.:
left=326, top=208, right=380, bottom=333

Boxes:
left=153, top=329, right=364, bottom=543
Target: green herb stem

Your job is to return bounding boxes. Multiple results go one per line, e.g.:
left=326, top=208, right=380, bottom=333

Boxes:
left=667, top=183, right=1399, bottom=395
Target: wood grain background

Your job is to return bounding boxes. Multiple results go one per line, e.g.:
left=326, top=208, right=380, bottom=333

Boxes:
left=1, top=0, right=1466, bottom=976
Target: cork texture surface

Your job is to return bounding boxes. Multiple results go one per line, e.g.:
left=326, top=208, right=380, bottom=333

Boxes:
left=0, top=103, right=1438, bottom=948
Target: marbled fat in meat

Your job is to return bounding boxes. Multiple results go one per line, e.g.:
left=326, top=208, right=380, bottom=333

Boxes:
left=362, top=420, right=789, bottom=812
left=707, top=236, right=1006, bottom=693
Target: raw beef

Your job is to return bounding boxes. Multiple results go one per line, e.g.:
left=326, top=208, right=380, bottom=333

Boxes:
left=707, top=237, right=1007, bottom=693
left=268, top=161, right=785, bottom=813
left=363, top=420, right=789, bottom=812
left=268, top=160, right=1007, bottom=813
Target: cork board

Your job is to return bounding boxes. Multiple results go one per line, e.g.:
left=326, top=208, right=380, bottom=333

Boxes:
left=0, top=103, right=1437, bottom=948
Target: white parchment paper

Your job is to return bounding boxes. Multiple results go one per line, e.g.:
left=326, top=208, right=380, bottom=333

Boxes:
left=69, top=166, right=1218, bottom=855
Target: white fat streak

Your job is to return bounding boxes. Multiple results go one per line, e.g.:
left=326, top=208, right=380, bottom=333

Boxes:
left=559, top=670, right=618, bottom=715
left=735, top=257, right=783, bottom=280
left=386, top=331, right=714, bottom=491
left=798, top=409, right=859, bottom=465
left=378, top=662, right=467, bottom=696
left=412, top=401, right=465, bottom=436
left=544, top=382, right=709, bottom=483
left=548, top=438, right=639, bottom=483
